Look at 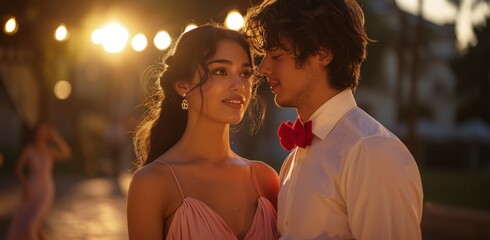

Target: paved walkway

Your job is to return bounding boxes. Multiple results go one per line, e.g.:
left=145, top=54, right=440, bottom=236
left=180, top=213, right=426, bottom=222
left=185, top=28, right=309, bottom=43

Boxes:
left=0, top=174, right=131, bottom=240
left=2, top=173, right=490, bottom=240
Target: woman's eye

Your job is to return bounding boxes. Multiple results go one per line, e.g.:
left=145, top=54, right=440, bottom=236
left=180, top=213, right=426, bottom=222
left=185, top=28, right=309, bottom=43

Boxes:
left=213, top=68, right=227, bottom=76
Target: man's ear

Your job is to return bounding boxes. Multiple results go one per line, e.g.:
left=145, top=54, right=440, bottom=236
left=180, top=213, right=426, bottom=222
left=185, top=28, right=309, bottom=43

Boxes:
left=174, top=80, right=191, bottom=97
left=318, top=48, right=333, bottom=66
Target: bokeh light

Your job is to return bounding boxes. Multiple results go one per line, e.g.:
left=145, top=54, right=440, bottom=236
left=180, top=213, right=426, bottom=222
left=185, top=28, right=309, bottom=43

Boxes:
left=225, top=10, right=244, bottom=31
left=91, top=29, right=103, bottom=45
left=153, top=31, right=171, bottom=50
left=54, top=24, right=69, bottom=41
left=4, top=17, right=18, bottom=35
left=100, top=21, right=129, bottom=54
left=54, top=80, right=72, bottom=100
left=184, top=23, right=198, bottom=33
left=131, top=33, right=147, bottom=52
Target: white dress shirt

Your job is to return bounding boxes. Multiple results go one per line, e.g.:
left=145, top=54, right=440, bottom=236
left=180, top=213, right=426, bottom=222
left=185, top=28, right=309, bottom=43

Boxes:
left=277, top=89, right=423, bottom=240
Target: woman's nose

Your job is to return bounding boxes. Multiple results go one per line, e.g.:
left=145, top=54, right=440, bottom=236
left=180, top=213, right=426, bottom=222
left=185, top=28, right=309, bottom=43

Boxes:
left=231, top=75, right=245, bottom=92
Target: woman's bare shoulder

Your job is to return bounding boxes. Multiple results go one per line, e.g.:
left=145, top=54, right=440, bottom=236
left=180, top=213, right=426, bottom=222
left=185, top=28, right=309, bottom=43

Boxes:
left=248, top=160, right=279, bottom=207
left=249, top=160, right=278, bottom=178
left=233, top=156, right=279, bottom=189
left=129, top=161, right=182, bottom=207
left=127, top=161, right=180, bottom=239
left=130, top=161, right=176, bottom=190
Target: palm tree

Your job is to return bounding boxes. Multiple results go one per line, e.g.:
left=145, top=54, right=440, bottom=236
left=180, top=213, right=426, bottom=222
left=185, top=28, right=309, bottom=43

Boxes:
left=448, top=0, right=490, bottom=50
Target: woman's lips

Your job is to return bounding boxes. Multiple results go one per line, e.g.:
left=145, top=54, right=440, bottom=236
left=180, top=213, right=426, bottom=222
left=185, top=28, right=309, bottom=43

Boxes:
left=222, top=98, right=244, bottom=109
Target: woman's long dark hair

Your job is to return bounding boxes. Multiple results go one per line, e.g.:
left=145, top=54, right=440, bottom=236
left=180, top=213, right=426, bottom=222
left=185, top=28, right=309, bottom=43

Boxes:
left=133, top=24, right=264, bottom=169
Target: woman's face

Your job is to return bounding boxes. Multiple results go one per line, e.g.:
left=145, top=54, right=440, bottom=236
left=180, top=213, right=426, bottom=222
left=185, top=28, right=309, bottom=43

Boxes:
left=185, top=39, right=253, bottom=125
left=35, top=125, right=50, bottom=143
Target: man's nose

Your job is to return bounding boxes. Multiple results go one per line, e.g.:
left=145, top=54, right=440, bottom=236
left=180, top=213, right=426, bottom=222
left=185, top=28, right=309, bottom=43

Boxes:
left=258, top=56, right=271, bottom=76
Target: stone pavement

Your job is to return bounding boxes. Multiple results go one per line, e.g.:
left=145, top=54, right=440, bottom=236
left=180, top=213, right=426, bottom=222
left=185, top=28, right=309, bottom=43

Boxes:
left=2, top=173, right=490, bottom=240
left=0, top=174, right=131, bottom=240
left=422, top=202, right=490, bottom=239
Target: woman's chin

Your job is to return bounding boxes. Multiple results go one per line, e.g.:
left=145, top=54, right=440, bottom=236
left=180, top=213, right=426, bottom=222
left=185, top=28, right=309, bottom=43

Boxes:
left=224, top=116, right=244, bottom=125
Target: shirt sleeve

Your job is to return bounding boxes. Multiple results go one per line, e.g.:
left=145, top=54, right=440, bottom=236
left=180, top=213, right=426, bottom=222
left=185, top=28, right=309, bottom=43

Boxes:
left=341, top=136, right=423, bottom=240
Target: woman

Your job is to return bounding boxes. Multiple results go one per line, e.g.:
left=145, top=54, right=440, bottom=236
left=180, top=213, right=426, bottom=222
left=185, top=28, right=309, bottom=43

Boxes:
left=7, top=124, right=72, bottom=240
left=127, top=24, right=279, bottom=239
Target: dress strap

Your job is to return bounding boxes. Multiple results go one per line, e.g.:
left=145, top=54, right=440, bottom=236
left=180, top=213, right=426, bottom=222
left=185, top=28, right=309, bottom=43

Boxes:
left=250, top=163, right=263, bottom=197
left=155, top=160, right=185, bottom=199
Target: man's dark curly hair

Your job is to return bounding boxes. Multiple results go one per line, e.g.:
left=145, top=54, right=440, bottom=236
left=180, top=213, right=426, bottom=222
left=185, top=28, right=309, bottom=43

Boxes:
left=243, top=0, right=369, bottom=90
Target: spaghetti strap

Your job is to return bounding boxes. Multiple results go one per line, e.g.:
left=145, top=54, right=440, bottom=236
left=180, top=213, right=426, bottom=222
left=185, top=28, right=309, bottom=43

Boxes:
left=250, top=163, right=263, bottom=197
left=155, top=160, right=185, bottom=199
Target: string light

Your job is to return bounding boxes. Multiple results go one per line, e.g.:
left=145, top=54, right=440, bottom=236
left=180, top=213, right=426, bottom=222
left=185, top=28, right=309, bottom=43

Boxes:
left=131, top=33, right=147, bottom=52
left=4, top=17, right=18, bottom=35
left=153, top=31, right=171, bottom=50
left=184, top=23, right=197, bottom=33
left=54, top=24, right=69, bottom=41
left=225, top=10, right=244, bottom=30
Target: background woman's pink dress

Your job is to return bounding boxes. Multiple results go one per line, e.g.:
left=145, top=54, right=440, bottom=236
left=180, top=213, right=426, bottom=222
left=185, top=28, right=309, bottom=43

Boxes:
left=7, top=148, right=55, bottom=240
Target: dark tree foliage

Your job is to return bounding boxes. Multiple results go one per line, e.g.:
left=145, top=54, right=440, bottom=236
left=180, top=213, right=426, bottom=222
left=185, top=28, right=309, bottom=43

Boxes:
left=357, top=0, right=394, bottom=88
left=451, top=17, right=490, bottom=123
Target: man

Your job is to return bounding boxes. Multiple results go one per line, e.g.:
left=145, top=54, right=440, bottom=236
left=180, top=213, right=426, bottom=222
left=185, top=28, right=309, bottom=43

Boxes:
left=244, top=0, right=423, bottom=239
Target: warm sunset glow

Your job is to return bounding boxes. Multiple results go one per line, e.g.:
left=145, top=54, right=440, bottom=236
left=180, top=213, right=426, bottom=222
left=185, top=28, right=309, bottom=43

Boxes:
left=395, top=0, right=490, bottom=49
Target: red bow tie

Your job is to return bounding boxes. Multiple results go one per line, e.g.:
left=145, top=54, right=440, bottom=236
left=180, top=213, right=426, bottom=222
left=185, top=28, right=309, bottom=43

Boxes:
left=277, top=119, right=313, bottom=151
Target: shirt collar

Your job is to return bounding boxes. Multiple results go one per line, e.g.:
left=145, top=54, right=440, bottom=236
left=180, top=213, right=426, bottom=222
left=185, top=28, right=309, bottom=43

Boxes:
left=307, top=89, right=357, bottom=140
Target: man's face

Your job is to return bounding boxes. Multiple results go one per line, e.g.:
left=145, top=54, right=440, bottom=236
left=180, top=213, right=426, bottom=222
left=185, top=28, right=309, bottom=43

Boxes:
left=258, top=46, right=317, bottom=109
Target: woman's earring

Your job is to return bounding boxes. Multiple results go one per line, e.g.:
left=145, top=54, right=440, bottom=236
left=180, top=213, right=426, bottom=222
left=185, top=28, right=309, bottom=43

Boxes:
left=181, top=93, right=188, bottom=110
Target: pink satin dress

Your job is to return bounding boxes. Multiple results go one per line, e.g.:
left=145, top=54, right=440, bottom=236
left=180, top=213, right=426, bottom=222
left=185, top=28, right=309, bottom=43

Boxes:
left=157, top=161, right=278, bottom=240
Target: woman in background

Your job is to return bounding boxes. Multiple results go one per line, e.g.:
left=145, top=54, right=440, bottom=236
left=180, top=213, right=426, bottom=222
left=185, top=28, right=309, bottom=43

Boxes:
left=7, top=124, right=72, bottom=240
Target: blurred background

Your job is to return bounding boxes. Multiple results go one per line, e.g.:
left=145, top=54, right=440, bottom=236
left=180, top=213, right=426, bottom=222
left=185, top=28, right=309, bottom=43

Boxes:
left=0, top=0, right=489, bottom=239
